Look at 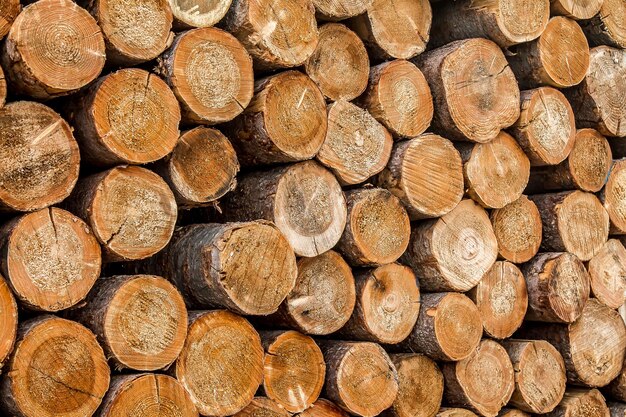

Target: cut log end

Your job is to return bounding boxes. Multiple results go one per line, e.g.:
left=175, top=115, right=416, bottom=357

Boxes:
left=0, top=275, right=17, bottom=368
left=547, top=390, right=610, bottom=417
left=551, top=0, right=603, bottom=20
left=490, top=195, right=542, bottom=263
left=233, top=397, right=289, bottom=417
left=299, top=399, right=349, bottom=417
left=169, top=0, right=231, bottom=29
left=582, top=0, right=626, bottom=48
left=602, top=159, right=626, bottom=234
left=313, top=0, right=372, bottom=20
left=588, top=239, right=626, bottom=309
left=438, top=409, right=479, bottom=417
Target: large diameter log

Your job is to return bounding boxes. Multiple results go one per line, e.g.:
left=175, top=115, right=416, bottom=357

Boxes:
left=227, top=71, right=327, bottom=166
left=581, top=0, right=626, bottom=48
left=338, top=263, right=419, bottom=344
left=0, top=275, right=17, bottom=370
left=490, top=195, right=542, bottom=263
left=234, top=397, right=289, bottom=417
left=530, top=191, right=609, bottom=261
left=401, top=199, right=498, bottom=292
left=73, top=275, right=187, bottom=371
left=0, top=0, right=19, bottom=39
left=0, top=101, right=80, bottom=212
left=442, top=340, right=515, bottom=417
left=467, top=261, right=528, bottom=339
left=313, top=0, right=371, bottom=20
left=1, top=0, right=105, bottom=99
left=398, top=293, right=483, bottom=362
left=502, top=340, right=566, bottom=414
left=438, top=409, right=478, bottom=417
left=546, top=389, right=610, bottom=417
left=507, top=17, right=589, bottom=89
left=0, top=208, right=101, bottom=311
left=337, top=188, right=410, bottom=266
left=174, top=310, right=264, bottom=416
left=260, top=331, right=326, bottom=413
left=551, top=0, right=604, bottom=19
left=157, top=27, right=253, bottom=124
left=65, top=166, right=177, bottom=262
left=222, top=161, right=347, bottom=257
left=376, top=134, right=463, bottom=220
left=299, top=399, right=349, bottom=417
left=69, top=68, right=181, bottom=166
left=169, top=0, right=231, bottom=29
left=0, top=316, right=110, bottom=417
left=319, top=340, right=398, bottom=417
left=588, top=239, right=626, bottom=309
left=415, top=38, right=520, bottom=143
left=601, top=159, right=626, bottom=234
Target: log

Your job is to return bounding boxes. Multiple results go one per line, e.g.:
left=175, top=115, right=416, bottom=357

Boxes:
left=375, top=134, right=464, bottom=220
left=551, top=0, right=604, bottom=19
left=234, top=397, right=289, bottom=417
left=415, top=38, right=520, bottom=143
left=442, top=339, right=515, bottom=417
left=312, top=0, right=372, bottom=20
left=0, top=208, right=101, bottom=311
left=581, top=0, right=626, bottom=48
left=157, top=27, right=253, bottom=125
left=467, top=261, right=528, bottom=339
left=68, top=68, right=181, bottom=166
left=588, top=239, right=626, bottom=309
left=1, top=0, right=105, bottom=99
left=397, top=292, right=483, bottom=362
left=530, top=191, right=609, bottom=261
left=0, top=316, right=110, bottom=417
left=438, top=409, right=478, bottom=417
left=348, top=0, right=431, bottom=60
left=456, top=131, right=530, bottom=209
left=498, top=409, right=530, bottom=417
left=156, top=127, right=239, bottom=208
left=0, top=275, right=17, bottom=370
left=609, top=402, right=626, bottom=417
left=359, top=59, right=433, bottom=138
left=490, top=195, right=543, bottom=263
left=222, top=0, right=318, bottom=69
left=319, top=340, right=398, bottom=417
left=525, top=129, right=612, bottom=193
left=173, top=310, right=264, bottom=416
left=304, top=23, right=369, bottom=101
left=508, top=87, right=576, bottom=166
left=601, top=159, right=626, bottom=234
left=507, top=16, right=589, bottom=89
left=316, top=100, right=393, bottom=185
left=260, top=331, right=326, bottom=413
left=336, top=188, right=411, bottom=266
left=545, top=389, right=609, bottom=417
left=73, top=275, right=188, bottom=371
left=0, top=101, right=80, bottom=212
left=401, top=199, right=498, bottom=292
left=96, top=373, right=198, bottom=417
left=227, top=71, right=327, bottom=166
left=0, top=0, right=19, bottom=39
left=65, top=166, right=178, bottom=262
left=222, top=160, right=347, bottom=257
left=606, top=362, right=626, bottom=402
left=338, top=263, right=420, bottom=344
left=169, top=0, right=231, bottom=29
left=501, top=339, right=567, bottom=414
left=299, top=399, right=349, bottom=417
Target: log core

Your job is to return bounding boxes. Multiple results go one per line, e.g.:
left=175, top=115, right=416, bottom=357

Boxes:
left=582, top=0, right=626, bottom=48
left=588, top=239, right=626, bottom=309
left=169, top=0, right=231, bottom=29
left=551, top=0, right=603, bottom=19
left=313, top=0, right=372, bottom=20
left=490, top=195, right=542, bottom=264
left=601, top=159, right=626, bottom=234
left=0, top=0, right=19, bottom=39
left=0, top=275, right=17, bottom=369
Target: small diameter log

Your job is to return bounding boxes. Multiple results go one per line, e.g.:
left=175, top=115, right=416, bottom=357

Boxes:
left=65, top=166, right=177, bottom=262
left=222, top=0, right=318, bottom=69
left=360, top=59, right=433, bottom=138
left=348, top=0, right=431, bottom=60
left=317, top=100, right=392, bottom=185
left=158, top=27, right=253, bottom=124
left=525, top=129, right=612, bottom=193
left=320, top=340, right=398, bottom=417
left=299, top=399, right=349, bottom=417
left=610, top=403, right=626, bottom=417
left=339, top=263, right=420, bottom=344
left=313, top=0, right=371, bottom=20
left=401, top=199, right=498, bottom=292
left=531, top=191, right=609, bottom=261
left=551, top=0, right=604, bottom=19
left=507, top=17, right=589, bottom=89
left=415, top=38, right=520, bottom=143
left=581, top=0, right=626, bottom=48
left=0, top=208, right=101, bottom=311
left=0, top=275, right=17, bottom=370
left=304, top=23, right=369, bottom=101
left=97, top=374, right=198, bottom=417
left=0, top=101, right=80, bottom=212
left=0, top=0, right=19, bottom=39
left=174, top=310, right=264, bottom=416
left=168, top=0, right=231, bottom=29
left=2, top=0, right=105, bottom=99
left=0, top=316, right=110, bottom=417
left=337, top=188, right=410, bottom=266
left=227, top=71, right=327, bottom=166
left=442, top=340, right=515, bottom=417
left=490, top=195, right=542, bottom=263
left=602, top=160, right=626, bottom=234
left=260, top=331, right=326, bottom=413
left=467, top=261, right=528, bottom=339
left=508, top=87, right=576, bottom=166
left=546, top=389, right=610, bottom=417
left=398, top=293, right=483, bottom=362
left=223, top=161, right=347, bottom=257
left=438, top=409, right=478, bottom=417
left=234, top=397, right=289, bottom=417
left=501, top=340, right=567, bottom=414
left=69, top=68, right=181, bottom=166
left=588, top=239, right=626, bottom=309
left=73, top=275, right=187, bottom=371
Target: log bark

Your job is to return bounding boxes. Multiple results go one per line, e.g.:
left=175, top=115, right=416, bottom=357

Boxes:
left=490, top=195, right=542, bottom=263
left=375, top=134, right=464, bottom=220
left=0, top=316, right=110, bottom=417
left=609, top=402, right=626, bottom=417
left=414, top=38, right=520, bottom=143
left=168, top=0, right=231, bottom=29
left=401, top=199, right=498, bottom=292
left=0, top=0, right=19, bottom=39
left=530, top=191, right=609, bottom=261
left=438, top=409, right=478, bottom=417
left=550, top=0, right=603, bottom=19
left=545, top=389, right=610, bottom=417
left=588, top=239, right=626, bottom=309
left=313, top=0, right=372, bottom=20
left=605, top=362, right=626, bottom=402
left=0, top=275, right=17, bottom=370
left=601, top=159, right=626, bottom=234
left=581, top=0, right=626, bottom=48
left=234, top=397, right=289, bottom=417
left=299, top=399, right=349, bottom=417
left=0, top=207, right=101, bottom=311
left=1, top=0, right=105, bottom=99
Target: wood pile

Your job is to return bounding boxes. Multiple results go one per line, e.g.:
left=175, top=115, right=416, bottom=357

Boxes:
left=1, top=0, right=626, bottom=417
